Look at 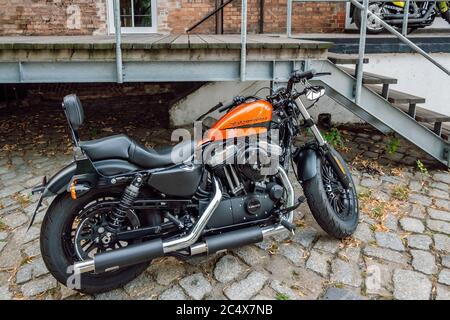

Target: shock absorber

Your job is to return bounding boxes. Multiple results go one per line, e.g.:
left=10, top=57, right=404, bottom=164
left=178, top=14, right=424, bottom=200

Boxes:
left=108, top=174, right=144, bottom=230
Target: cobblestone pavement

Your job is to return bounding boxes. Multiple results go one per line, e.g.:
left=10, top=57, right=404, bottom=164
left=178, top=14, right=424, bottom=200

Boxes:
left=0, top=109, right=449, bottom=299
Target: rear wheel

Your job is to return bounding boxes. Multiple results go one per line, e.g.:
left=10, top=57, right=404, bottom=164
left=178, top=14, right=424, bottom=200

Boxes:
left=303, top=147, right=359, bottom=239
left=40, top=189, right=162, bottom=294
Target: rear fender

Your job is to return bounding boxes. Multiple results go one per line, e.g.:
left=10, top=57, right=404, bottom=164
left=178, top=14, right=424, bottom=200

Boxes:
left=28, top=159, right=140, bottom=229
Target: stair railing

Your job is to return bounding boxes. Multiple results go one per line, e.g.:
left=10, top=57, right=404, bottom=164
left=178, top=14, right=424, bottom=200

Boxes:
left=186, top=0, right=236, bottom=33
left=287, top=0, right=450, bottom=103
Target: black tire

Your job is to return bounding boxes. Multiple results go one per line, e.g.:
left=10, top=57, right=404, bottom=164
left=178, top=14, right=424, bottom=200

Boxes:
left=40, top=189, right=160, bottom=294
left=442, top=7, right=450, bottom=24
left=303, top=147, right=359, bottom=239
left=353, top=6, right=385, bottom=34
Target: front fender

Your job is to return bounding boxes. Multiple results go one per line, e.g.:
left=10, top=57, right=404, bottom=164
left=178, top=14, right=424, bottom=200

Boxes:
left=295, top=147, right=318, bottom=183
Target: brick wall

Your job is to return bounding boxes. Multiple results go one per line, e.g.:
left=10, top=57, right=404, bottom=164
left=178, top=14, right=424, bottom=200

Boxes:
left=0, top=0, right=345, bottom=36
left=0, top=0, right=107, bottom=36
left=163, top=0, right=346, bottom=34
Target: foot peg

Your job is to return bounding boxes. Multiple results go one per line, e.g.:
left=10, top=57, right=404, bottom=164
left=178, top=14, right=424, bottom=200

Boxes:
left=274, top=196, right=306, bottom=234
left=280, top=218, right=296, bottom=234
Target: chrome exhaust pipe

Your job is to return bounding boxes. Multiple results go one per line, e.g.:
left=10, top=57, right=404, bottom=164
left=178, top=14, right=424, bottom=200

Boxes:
left=73, top=177, right=222, bottom=274
left=187, top=165, right=295, bottom=256
left=73, top=165, right=294, bottom=274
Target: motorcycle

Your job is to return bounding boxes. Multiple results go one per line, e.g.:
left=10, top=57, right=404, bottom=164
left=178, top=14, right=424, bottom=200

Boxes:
left=352, top=1, right=450, bottom=34
left=30, top=69, right=359, bottom=294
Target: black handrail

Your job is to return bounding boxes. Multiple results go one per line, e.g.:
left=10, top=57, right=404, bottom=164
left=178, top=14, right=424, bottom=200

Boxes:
left=186, top=0, right=235, bottom=33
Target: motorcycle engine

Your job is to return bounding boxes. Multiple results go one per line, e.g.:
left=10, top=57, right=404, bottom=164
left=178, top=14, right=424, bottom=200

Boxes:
left=236, top=141, right=283, bottom=182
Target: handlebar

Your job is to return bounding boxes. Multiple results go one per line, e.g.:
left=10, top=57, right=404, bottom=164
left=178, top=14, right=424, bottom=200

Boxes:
left=286, top=69, right=331, bottom=92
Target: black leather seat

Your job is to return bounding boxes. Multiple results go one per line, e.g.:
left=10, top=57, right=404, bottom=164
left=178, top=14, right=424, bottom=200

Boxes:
left=80, top=134, right=194, bottom=169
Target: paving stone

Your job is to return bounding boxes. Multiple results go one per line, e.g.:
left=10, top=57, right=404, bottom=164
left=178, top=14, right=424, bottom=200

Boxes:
left=364, top=260, right=395, bottom=297
left=2, top=212, right=28, bottom=229
left=321, top=287, right=363, bottom=300
left=338, top=247, right=360, bottom=263
left=123, top=272, right=156, bottom=298
left=410, top=250, right=437, bottom=275
left=224, top=271, right=267, bottom=300
left=60, top=285, right=78, bottom=300
left=384, top=214, right=398, bottom=231
left=393, top=269, right=432, bottom=300
left=255, top=239, right=272, bottom=251
left=159, top=285, right=188, bottom=300
left=433, top=172, right=450, bottom=184
left=428, top=208, right=450, bottom=222
left=434, top=234, right=450, bottom=252
left=0, top=285, right=12, bottom=300
left=95, top=289, right=129, bottom=300
left=353, top=222, right=374, bottom=242
left=375, top=232, right=405, bottom=251
left=233, top=245, right=267, bottom=267
left=430, top=181, right=449, bottom=192
left=252, top=294, right=274, bottom=300
left=408, top=204, right=426, bottom=219
left=313, top=237, right=340, bottom=254
left=0, top=232, right=8, bottom=241
left=330, top=259, right=362, bottom=287
left=0, top=242, right=6, bottom=253
left=399, top=217, right=425, bottom=233
left=409, top=180, right=423, bottom=192
left=442, top=255, right=450, bottom=268
left=435, top=285, right=450, bottom=300
left=435, top=199, right=450, bottom=211
left=306, top=250, right=331, bottom=277
left=179, top=273, right=212, bottom=300
left=151, top=258, right=185, bottom=286
left=361, top=178, right=382, bottom=188
left=0, top=239, right=23, bottom=269
left=20, top=275, right=57, bottom=297
left=20, top=226, right=40, bottom=244
left=408, top=193, right=432, bottom=207
left=213, top=255, right=244, bottom=284
left=407, top=235, right=432, bottom=250
left=438, top=269, right=450, bottom=285
left=23, top=240, right=40, bottom=257
left=270, top=280, right=298, bottom=300
left=279, top=243, right=306, bottom=267
left=0, top=185, right=22, bottom=199
left=363, top=246, right=408, bottom=265
left=427, top=219, right=450, bottom=235
left=428, top=188, right=449, bottom=199
left=292, top=227, right=317, bottom=248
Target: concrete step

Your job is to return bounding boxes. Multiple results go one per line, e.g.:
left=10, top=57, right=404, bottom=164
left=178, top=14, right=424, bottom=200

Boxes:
left=367, top=85, right=426, bottom=105
left=393, top=104, right=450, bottom=123
left=338, top=66, right=398, bottom=85
left=327, top=52, right=369, bottom=65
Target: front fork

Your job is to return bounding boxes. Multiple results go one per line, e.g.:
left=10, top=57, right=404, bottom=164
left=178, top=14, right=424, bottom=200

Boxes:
left=294, top=98, right=351, bottom=189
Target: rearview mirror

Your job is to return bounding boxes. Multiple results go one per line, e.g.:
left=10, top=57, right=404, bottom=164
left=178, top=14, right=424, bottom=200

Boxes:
left=305, top=86, right=325, bottom=101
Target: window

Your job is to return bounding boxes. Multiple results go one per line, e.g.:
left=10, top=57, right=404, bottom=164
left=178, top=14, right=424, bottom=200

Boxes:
left=107, top=0, right=157, bottom=33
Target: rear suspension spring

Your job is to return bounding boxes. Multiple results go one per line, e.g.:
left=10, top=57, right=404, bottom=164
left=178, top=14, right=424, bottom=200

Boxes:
left=108, top=174, right=144, bottom=230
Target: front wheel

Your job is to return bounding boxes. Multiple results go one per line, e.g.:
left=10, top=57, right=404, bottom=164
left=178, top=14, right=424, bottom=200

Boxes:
left=303, top=147, right=359, bottom=239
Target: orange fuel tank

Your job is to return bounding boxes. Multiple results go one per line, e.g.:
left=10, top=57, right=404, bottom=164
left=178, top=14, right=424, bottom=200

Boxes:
left=205, top=99, right=273, bottom=142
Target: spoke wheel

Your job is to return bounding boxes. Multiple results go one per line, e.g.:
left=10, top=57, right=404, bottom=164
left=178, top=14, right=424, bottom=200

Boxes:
left=321, top=161, right=353, bottom=221
left=72, top=198, right=140, bottom=261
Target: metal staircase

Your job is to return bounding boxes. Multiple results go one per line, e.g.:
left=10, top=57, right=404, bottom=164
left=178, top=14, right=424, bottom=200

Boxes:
left=310, top=55, right=450, bottom=166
